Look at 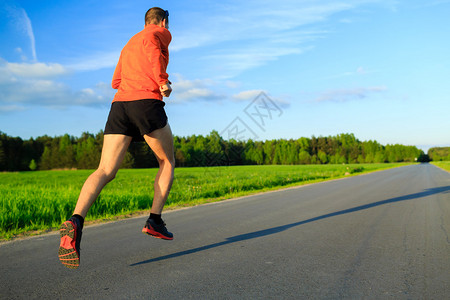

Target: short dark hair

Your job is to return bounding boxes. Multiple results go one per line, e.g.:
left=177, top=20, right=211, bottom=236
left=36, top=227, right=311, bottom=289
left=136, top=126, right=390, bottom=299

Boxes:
left=145, top=7, right=168, bottom=25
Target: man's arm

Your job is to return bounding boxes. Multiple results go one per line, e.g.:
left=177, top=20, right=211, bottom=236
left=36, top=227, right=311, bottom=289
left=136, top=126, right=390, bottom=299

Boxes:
left=145, top=32, right=171, bottom=96
left=111, top=53, right=123, bottom=89
left=159, top=83, right=172, bottom=97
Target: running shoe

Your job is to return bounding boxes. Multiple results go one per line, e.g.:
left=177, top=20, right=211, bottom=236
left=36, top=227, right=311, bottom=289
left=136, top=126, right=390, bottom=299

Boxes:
left=142, top=218, right=173, bottom=240
left=58, top=217, right=82, bottom=269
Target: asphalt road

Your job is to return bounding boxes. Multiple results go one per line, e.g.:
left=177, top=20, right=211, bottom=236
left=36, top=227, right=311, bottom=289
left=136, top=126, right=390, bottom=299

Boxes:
left=1, top=163, right=449, bottom=299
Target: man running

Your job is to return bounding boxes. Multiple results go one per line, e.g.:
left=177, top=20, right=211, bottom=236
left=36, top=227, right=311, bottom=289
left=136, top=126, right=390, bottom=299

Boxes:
left=58, top=7, right=175, bottom=269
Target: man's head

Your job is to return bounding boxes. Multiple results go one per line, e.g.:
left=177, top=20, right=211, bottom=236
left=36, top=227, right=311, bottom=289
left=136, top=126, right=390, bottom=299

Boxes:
left=145, top=7, right=169, bottom=29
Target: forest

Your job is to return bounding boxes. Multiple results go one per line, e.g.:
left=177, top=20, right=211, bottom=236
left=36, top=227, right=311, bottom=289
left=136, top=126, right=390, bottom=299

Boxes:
left=0, top=130, right=432, bottom=172
left=427, top=147, right=450, bottom=161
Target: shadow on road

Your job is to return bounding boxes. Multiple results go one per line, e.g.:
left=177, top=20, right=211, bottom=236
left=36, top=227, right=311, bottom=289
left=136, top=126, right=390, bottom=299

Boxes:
left=130, top=185, right=450, bottom=266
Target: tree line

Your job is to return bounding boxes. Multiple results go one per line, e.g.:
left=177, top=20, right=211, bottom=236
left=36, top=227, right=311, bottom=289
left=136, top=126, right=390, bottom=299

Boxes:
left=0, top=130, right=429, bottom=172
left=427, top=147, right=450, bottom=161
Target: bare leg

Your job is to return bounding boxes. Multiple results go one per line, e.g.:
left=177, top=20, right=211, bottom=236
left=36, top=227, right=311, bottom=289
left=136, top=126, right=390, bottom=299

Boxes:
left=73, top=134, right=132, bottom=218
left=143, top=124, right=175, bottom=214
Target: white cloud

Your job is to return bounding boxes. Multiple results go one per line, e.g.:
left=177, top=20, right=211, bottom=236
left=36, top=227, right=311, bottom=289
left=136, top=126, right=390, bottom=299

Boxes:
left=233, top=90, right=291, bottom=108
left=5, top=62, right=69, bottom=78
left=315, top=86, right=388, bottom=103
left=74, top=88, right=107, bottom=106
left=170, top=76, right=290, bottom=107
left=232, top=90, right=264, bottom=102
left=0, top=105, right=27, bottom=112
left=224, top=81, right=241, bottom=89
left=0, top=60, right=111, bottom=111
left=175, top=88, right=219, bottom=100
left=171, top=74, right=225, bottom=102
left=66, top=50, right=120, bottom=71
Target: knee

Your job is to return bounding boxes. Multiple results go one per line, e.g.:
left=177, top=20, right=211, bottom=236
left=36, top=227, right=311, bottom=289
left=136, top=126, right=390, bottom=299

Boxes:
left=159, top=155, right=175, bottom=170
left=97, top=167, right=117, bottom=182
left=162, top=159, right=175, bottom=172
left=169, top=155, right=176, bottom=169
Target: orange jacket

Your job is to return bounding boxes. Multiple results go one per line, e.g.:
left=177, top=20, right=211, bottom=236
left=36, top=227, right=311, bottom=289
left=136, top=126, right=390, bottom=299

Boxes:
left=111, top=24, right=171, bottom=102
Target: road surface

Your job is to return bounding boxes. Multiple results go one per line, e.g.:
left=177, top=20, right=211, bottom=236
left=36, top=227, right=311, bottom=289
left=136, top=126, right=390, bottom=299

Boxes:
left=1, top=163, right=449, bottom=299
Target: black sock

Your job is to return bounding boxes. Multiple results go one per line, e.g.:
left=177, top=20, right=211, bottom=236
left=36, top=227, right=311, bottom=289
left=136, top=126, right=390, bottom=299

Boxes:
left=149, top=213, right=163, bottom=225
left=71, top=214, right=85, bottom=229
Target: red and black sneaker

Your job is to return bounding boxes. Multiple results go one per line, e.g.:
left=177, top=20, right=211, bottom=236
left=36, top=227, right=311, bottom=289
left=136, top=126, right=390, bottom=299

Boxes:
left=142, top=218, right=173, bottom=240
left=58, top=217, right=82, bottom=269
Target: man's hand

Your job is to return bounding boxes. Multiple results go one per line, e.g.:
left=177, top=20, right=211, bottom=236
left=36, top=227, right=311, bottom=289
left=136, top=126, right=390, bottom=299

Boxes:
left=160, top=83, right=172, bottom=97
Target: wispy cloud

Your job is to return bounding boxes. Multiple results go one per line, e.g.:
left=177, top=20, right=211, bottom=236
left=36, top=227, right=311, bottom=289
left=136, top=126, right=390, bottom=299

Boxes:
left=0, top=104, right=27, bottom=113
left=3, top=4, right=37, bottom=61
left=315, top=86, right=387, bottom=103
left=202, top=44, right=310, bottom=79
left=233, top=90, right=290, bottom=108
left=414, top=0, right=450, bottom=8
left=21, top=8, right=37, bottom=62
left=65, top=50, right=120, bottom=71
left=0, top=0, right=394, bottom=112
left=325, top=66, right=376, bottom=79
left=232, top=90, right=264, bottom=102
left=170, top=74, right=225, bottom=103
left=171, top=1, right=352, bottom=51
left=171, top=0, right=391, bottom=77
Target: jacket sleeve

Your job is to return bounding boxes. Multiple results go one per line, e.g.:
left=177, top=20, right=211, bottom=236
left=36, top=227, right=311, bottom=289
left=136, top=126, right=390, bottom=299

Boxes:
left=111, top=53, right=122, bottom=89
left=145, top=32, right=169, bottom=86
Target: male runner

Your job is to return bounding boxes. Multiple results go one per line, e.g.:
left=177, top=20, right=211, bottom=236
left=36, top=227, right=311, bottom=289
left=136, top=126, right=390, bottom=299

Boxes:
left=58, top=7, right=175, bottom=269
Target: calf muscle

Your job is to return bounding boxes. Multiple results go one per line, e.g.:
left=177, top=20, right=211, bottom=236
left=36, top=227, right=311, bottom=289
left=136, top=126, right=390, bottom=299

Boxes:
left=144, top=124, right=175, bottom=214
left=73, top=135, right=132, bottom=218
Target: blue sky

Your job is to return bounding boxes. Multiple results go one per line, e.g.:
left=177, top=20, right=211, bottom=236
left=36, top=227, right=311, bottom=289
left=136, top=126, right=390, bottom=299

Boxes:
left=0, top=0, right=449, bottom=151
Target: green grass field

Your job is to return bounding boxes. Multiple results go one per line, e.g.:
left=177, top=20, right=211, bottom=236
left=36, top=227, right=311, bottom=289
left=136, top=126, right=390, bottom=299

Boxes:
left=430, top=161, right=450, bottom=172
left=1, top=163, right=410, bottom=240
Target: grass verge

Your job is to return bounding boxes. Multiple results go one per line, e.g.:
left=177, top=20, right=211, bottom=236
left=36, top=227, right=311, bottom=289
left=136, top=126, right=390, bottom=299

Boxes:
left=0, top=163, right=411, bottom=241
left=430, top=161, right=450, bottom=172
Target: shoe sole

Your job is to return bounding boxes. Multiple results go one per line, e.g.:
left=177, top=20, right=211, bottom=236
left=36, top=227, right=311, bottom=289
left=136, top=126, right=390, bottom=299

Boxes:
left=58, top=221, right=80, bottom=269
left=142, top=227, right=173, bottom=240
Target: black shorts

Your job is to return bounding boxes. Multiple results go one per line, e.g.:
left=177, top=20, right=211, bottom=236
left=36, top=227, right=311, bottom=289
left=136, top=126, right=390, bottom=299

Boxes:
left=104, top=99, right=168, bottom=142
